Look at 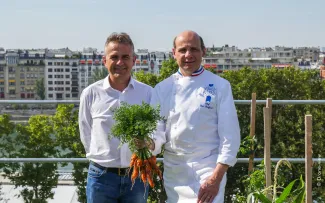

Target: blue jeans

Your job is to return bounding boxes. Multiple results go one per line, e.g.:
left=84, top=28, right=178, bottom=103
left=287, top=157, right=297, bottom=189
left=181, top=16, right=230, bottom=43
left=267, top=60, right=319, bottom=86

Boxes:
left=86, top=163, right=149, bottom=203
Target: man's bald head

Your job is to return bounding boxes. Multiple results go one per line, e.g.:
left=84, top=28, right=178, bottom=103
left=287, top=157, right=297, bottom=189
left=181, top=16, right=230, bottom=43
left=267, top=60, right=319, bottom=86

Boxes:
left=173, top=30, right=205, bottom=51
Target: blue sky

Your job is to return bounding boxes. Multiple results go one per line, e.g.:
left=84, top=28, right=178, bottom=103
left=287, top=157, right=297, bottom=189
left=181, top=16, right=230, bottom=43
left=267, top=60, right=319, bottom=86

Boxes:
left=1, top=0, right=324, bottom=51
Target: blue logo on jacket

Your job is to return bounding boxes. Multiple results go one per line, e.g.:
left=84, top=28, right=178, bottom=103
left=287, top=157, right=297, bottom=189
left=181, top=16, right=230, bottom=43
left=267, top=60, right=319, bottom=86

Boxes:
left=204, top=84, right=216, bottom=95
left=200, top=95, right=213, bottom=109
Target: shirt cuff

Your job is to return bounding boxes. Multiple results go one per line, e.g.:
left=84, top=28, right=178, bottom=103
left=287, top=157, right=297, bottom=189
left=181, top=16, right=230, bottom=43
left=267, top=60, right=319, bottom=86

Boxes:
left=217, top=154, right=238, bottom=167
left=151, top=137, right=164, bottom=156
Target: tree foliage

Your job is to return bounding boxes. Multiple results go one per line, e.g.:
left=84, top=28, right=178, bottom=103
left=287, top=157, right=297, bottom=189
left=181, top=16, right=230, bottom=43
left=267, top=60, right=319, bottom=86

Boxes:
left=0, top=114, right=16, bottom=202
left=35, top=78, right=46, bottom=100
left=52, top=104, right=87, bottom=203
left=3, top=115, right=59, bottom=203
left=133, top=70, right=159, bottom=87
left=221, top=67, right=325, bottom=202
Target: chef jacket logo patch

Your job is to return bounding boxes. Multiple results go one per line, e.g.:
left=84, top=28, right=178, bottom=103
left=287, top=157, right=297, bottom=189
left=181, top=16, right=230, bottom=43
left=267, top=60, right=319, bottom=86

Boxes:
left=200, top=95, right=213, bottom=109
left=204, top=84, right=216, bottom=96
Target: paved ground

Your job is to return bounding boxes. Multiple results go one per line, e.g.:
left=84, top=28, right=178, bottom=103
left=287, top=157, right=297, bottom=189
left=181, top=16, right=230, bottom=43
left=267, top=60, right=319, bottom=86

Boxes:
left=1, top=172, right=78, bottom=203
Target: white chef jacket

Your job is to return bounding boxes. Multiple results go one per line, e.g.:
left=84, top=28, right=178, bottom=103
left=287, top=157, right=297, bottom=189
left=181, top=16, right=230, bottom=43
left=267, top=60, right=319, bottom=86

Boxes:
left=151, top=68, right=240, bottom=202
left=79, top=76, right=152, bottom=168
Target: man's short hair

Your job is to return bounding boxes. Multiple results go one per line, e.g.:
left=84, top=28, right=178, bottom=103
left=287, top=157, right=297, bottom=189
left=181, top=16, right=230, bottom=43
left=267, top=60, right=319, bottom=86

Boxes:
left=173, top=35, right=206, bottom=51
left=104, top=32, right=134, bottom=54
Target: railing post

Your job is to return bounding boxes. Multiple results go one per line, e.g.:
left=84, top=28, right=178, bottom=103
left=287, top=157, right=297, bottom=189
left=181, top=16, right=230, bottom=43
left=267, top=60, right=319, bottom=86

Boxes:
left=264, top=107, right=272, bottom=200
left=305, top=115, right=312, bottom=203
left=248, top=93, right=256, bottom=175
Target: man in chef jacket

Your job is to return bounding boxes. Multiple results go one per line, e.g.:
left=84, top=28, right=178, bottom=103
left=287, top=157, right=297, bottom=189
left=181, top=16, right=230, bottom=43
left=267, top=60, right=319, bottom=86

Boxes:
left=149, top=30, right=241, bottom=203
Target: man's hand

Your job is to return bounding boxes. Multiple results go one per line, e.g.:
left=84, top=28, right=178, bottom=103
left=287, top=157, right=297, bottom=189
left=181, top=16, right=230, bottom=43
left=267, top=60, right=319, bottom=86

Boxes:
left=197, top=177, right=220, bottom=203
left=197, top=163, right=229, bottom=203
left=134, top=138, right=155, bottom=150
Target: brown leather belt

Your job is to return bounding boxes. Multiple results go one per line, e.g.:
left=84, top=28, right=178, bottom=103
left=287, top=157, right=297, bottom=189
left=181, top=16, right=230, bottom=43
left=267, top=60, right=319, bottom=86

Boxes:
left=90, top=161, right=131, bottom=176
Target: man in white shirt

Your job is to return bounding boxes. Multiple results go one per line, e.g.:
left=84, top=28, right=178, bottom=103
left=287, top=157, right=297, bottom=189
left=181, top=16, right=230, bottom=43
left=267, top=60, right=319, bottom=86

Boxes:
left=149, top=31, right=241, bottom=203
left=79, top=32, right=152, bottom=203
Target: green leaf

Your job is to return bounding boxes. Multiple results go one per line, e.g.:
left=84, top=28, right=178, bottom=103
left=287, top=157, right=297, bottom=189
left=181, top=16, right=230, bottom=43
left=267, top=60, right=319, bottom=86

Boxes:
left=275, top=179, right=297, bottom=203
left=252, top=192, right=272, bottom=203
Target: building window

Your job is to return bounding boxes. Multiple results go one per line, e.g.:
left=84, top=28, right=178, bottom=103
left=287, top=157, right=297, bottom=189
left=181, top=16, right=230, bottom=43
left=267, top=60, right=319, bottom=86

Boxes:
left=48, top=68, right=53, bottom=72
left=66, top=87, right=70, bottom=91
left=48, top=94, right=53, bottom=98
left=48, top=87, right=53, bottom=91
left=66, top=75, right=70, bottom=78
left=72, top=93, right=78, bottom=97
left=9, top=82, right=15, bottom=86
left=20, top=81, right=25, bottom=85
left=65, top=62, right=70, bottom=66
left=66, top=94, right=70, bottom=98
left=66, top=81, right=70, bottom=85
left=48, top=75, right=53, bottom=78
left=21, top=93, right=25, bottom=98
left=48, top=81, right=53, bottom=85
left=9, top=90, right=15, bottom=95
left=48, top=62, right=52, bottom=66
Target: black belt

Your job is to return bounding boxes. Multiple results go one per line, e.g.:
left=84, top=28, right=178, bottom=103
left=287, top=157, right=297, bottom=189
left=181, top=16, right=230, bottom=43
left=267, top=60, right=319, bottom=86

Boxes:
left=90, top=161, right=131, bottom=176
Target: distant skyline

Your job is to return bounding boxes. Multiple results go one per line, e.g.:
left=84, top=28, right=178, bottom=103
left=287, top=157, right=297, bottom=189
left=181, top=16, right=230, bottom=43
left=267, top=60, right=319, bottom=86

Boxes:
left=1, top=0, right=325, bottom=52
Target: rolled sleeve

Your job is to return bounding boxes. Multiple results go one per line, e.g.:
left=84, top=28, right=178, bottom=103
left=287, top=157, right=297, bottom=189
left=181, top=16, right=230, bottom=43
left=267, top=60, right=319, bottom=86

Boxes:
left=216, top=81, right=241, bottom=167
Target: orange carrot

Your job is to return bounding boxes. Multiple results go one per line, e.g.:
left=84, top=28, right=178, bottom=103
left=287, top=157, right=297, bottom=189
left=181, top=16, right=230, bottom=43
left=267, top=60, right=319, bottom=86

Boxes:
left=147, top=173, right=155, bottom=187
left=130, top=158, right=137, bottom=167
left=131, top=165, right=139, bottom=181
left=136, top=159, right=143, bottom=167
left=141, top=168, right=147, bottom=183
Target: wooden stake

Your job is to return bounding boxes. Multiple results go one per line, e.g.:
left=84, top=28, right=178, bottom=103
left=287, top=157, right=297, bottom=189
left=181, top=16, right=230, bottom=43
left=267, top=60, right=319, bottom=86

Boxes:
left=305, top=115, right=312, bottom=203
left=248, top=93, right=256, bottom=174
left=264, top=107, right=272, bottom=200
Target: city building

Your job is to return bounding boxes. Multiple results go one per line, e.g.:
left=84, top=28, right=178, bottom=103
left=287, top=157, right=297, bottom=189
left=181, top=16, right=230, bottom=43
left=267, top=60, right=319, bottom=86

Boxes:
left=134, top=49, right=151, bottom=73
left=149, top=51, right=172, bottom=74
left=45, top=48, right=80, bottom=100
left=203, top=45, right=295, bottom=72
left=293, top=47, right=320, bottom=62
left=0, top=48, right=5, bottom=99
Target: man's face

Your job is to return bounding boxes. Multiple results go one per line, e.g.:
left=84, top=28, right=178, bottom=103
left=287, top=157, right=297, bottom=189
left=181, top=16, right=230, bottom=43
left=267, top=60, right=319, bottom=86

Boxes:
left=103, top=42, right=135, bottom=82
left=173, top=33, right=205, bottom=75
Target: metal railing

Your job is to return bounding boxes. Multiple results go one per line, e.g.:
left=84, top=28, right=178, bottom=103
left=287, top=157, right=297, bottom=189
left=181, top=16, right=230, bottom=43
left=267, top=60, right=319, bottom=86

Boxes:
left=1, top=99, right=325, bottom=105
left=0, top=157, right=324, bottom=163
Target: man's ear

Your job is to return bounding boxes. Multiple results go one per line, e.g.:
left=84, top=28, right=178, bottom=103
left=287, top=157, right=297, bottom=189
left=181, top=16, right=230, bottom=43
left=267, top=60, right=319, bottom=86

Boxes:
left=172, top=48, right=176, bottom=59
left=202, top=48, right=206, bottom=57
left=102, top=55, right=106, bottom=64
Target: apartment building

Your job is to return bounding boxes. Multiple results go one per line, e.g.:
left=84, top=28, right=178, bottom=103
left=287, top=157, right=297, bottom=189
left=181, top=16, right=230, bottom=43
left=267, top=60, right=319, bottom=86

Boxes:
left=203, top=45, right=295, bottom=72
left=133, top=49, right=150, bottom=73
left=0, top=48, right=5, bottom=99
left=45, top=57, right=79, bottom=100
left=149, top=51, right=172, bottom=74
left=293, top=47, right=320, bottom=62
left=79, top=48, right=104, bottom=93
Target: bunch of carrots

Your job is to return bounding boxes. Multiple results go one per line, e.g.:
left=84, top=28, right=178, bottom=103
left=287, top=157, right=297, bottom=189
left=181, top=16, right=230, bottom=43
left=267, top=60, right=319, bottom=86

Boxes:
left=110, top=102, right=164, bottom=188
left=130, top=148, right=162, bottom=188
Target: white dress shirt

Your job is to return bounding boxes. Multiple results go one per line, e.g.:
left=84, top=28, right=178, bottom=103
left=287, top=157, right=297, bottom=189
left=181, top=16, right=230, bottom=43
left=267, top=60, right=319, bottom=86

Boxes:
left=150, top=68, right=240, bottom=202
left=79, top=76, right=152, bottom=168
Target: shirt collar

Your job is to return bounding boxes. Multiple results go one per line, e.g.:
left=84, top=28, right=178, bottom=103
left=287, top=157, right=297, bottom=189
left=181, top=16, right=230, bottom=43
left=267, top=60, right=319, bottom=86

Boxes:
left=177, top=66, right=204, bottom=77
left=103, top=76, right=136, bottom=90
